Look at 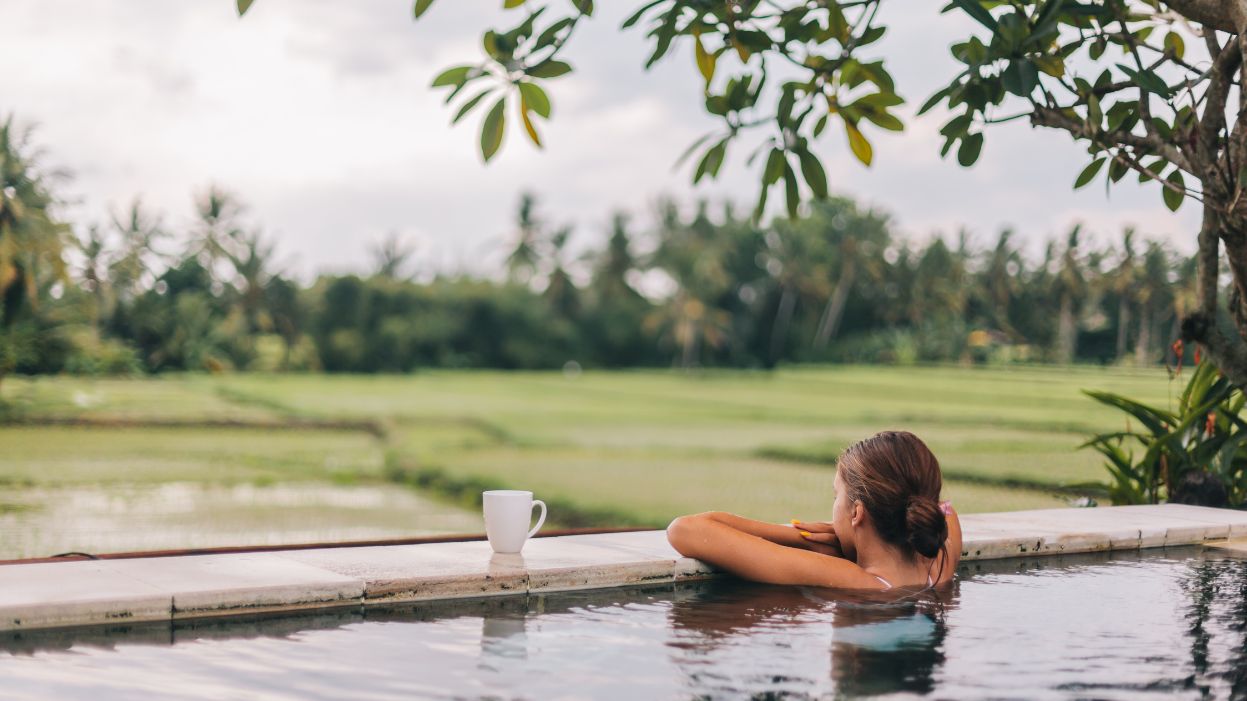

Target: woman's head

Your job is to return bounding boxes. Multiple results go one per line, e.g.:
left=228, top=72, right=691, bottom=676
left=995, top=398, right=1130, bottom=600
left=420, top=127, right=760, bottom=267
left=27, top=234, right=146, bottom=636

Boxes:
left=831, top=431, right=947, bottom=560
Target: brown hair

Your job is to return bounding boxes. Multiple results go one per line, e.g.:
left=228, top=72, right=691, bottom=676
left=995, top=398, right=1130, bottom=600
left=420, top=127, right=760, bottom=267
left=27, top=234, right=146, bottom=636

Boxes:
left=837, top=431, right=948, bottom=561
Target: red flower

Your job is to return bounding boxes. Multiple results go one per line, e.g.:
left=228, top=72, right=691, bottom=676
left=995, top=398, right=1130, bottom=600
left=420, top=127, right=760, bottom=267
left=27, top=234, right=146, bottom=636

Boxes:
left=1206, top=412, right=1216, bottom=437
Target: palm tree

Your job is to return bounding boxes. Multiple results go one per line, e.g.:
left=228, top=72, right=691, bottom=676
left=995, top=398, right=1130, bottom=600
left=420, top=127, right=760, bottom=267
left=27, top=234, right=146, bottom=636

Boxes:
left=369, top=231, right=417, bottom=281
left=543, top=226, right=579, bottom=318
left=1112, top=229, right=1139, bottom=362
left=108, top=199, right=167, bottom=303
left=979, top=228, right=1023, bottom=338
left=190, top=186, right=245, bottom=280
left=0, top=115, right=68, bottom=388
left=646, top=200, right=734, bottom=367
left=763, top=220, right=831, bottom=363
left=227, top=231, right=278, bottom=334
left=75, top=225, right=109, bottom=331
left=1051, top=226, right=1086, bottom=364
left=811, top=200, right=891, bottom=351
left=506, top=192, right=544, bottom=284
left=1135, top=241, right=1173, bottom=366
left=591, top=212, right=640, bottom=301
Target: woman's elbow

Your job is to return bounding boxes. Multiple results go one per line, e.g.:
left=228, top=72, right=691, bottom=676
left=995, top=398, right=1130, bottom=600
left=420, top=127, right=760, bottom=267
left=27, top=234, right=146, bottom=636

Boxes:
left=666, top=514, right=704, bottom=556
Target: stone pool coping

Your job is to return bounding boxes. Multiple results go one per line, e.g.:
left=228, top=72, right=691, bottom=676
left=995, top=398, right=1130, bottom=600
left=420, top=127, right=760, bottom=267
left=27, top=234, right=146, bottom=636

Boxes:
left=3, top=503, right=1246, bottom=632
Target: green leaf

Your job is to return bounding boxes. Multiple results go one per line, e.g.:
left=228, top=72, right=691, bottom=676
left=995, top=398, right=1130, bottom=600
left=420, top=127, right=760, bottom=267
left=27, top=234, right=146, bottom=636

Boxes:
left=1163, top=170, right=1185, bottom=211
left=480, top=97, right=507, bottom=162
left=949, top=0, right=998, bottom=31
left=1164, top=31, right=1184, bottom=59
left=503, top=0, right=526, bottom=7
left=534, top=18, right=574, bottom=49
left=753, top=179, right=770, bottom=222
left=1031, top=0, right=1067, bottom=38
left=763, top=148, right=785, bottom=186
left=674, top=133, right=715, bottom=169
left=813, top=114, right=829, bottom=138
left=528, top=60, right=573, bottom=79
left=518, top=82, right=551, bottom=118
left=621, top=0, right=663, bottom=29
left=1073, top=158, right=1105, bottom=189
left=844, top=121, right=872, bottom=166
left=863, top=111, right=904, bottom=131
left=432, top=65, right=473, bottom=88
left=520, top=106, right=542, bottom=147
left=957, top=132, right=984, bottom=166
left=452, top=89, right=493, bottom=124
left=1083, top=390, right=1177, bottom=435
left=797, top=149, right=828, bottom=199
left=1108, top=158, right=1128, bottom=183
left=695, top=36, right=717, bottom=85
left=237, top=0, right=255, bottom=16
left=693, top=139, right=727, bottom=183
left=918, top=86, right=951, bottom=116
left=413, top=0, right=436, bottom=19
left=783, top=162, right=800, bottom=219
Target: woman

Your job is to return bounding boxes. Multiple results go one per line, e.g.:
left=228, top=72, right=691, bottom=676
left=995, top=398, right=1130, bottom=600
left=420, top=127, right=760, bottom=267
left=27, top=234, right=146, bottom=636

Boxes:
left=667, top=431, right=961, bottom=590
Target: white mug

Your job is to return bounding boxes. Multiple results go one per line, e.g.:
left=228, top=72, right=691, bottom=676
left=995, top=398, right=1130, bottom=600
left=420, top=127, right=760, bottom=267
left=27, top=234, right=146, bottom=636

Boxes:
left=483, top=490, right=547, bottom=554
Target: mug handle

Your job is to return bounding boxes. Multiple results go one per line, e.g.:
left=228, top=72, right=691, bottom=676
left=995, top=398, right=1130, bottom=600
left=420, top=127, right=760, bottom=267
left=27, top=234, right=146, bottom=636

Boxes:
left=527, top=500, right=547, bottom=540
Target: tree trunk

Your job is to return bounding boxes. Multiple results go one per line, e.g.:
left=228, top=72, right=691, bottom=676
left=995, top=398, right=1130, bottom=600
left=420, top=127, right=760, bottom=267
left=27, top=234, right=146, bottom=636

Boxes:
left=1057, top=295, right=1077, bottom=363
left=813, top=265, right=856, bottom=351
left=1136, top=304, right=1152, bottom=367
left=682, top=324, right=700, bottom=369
left=1116, top=297, right=1131, bottom=361
left=1180, top=203, right=1247, bottom=388
left=769, top=286, right=797, bottom=364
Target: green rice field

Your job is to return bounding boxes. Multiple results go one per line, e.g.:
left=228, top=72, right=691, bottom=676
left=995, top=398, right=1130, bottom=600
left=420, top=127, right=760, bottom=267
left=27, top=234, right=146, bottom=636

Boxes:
left=0, top=364, right=1185, bottom=558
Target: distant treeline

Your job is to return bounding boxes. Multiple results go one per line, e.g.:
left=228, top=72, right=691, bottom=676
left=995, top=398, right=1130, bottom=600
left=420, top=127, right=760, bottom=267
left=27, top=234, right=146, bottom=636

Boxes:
left=0, top=117, right=1200, bottom=377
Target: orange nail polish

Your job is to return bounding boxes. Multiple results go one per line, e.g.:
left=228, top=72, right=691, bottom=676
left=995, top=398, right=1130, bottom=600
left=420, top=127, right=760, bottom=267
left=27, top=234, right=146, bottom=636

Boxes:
left=800, top=531, right=811, bottom=537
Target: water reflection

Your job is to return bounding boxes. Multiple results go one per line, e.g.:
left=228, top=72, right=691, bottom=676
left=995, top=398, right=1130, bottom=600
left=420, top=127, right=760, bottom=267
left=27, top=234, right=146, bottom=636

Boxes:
left=1181, top=557, right=1247, bottom=698
left=666, top=579, right=956, bottom=697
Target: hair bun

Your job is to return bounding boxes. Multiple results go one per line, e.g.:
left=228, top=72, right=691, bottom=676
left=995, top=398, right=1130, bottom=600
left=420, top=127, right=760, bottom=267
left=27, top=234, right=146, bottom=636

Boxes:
left=905, top=496, right=948, bottom=559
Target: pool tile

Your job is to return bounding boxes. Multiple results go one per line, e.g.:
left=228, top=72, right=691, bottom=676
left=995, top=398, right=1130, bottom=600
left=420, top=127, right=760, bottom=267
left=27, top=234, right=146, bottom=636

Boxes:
left=575, top=530, right=721, bottom=580
left=103, top=553, right=364, bottom=618
left=281, top=541, right=527, bottom=603
left=1204, top=538, right=1247, bottom=558
left=0, top=561, right=171, bottom=631
left=675, top=557, right=719, bottom=580
left=520, top=537, right=678, bottom=593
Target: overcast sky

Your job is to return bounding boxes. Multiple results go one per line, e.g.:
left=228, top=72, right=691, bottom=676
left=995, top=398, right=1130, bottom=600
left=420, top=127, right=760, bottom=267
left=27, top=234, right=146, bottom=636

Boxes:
left=1, top=0, right=1202, bottom=280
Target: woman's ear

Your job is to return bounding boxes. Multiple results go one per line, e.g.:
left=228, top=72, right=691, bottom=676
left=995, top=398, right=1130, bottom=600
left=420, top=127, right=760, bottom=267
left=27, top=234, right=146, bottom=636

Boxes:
left=850, top=500, right=865, bottom=528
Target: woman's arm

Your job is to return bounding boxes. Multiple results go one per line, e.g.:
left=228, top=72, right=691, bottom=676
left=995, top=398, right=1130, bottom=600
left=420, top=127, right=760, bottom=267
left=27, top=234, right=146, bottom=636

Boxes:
left=694, top=512, right=812, bottom=549
left=936, top=503, right=963, bottom=584
left=666, top=513, right=876, bottom=588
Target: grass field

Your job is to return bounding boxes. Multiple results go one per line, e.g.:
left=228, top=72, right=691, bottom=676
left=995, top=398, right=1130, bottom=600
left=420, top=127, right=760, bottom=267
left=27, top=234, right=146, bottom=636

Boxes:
left=0, top=364, right=1187, bottom=555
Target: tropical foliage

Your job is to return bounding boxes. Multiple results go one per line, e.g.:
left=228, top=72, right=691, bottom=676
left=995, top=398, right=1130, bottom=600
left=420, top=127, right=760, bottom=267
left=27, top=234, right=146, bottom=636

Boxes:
left=1084, top=360, right=1247, bottom=507
left=0, top=115, right=1205, bottom=377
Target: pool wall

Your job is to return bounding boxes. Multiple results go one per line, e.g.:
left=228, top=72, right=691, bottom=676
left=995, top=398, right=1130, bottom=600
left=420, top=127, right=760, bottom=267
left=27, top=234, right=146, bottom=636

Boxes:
left=2, top=504, right=1246, bottom=632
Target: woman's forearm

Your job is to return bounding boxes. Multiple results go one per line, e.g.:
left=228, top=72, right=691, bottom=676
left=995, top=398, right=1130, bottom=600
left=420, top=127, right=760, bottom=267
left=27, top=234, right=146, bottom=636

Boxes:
left=673, top=511, right=809, bottom=550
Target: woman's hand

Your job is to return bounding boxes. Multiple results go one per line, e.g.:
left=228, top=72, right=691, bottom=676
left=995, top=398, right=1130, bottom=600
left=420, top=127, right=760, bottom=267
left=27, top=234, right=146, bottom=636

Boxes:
left=791, top=520, right=844, bottom=557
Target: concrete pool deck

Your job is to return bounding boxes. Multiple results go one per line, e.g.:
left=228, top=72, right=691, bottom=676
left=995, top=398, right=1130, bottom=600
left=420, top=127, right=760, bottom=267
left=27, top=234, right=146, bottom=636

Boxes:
left=3, top=503, right=1247, bottom=632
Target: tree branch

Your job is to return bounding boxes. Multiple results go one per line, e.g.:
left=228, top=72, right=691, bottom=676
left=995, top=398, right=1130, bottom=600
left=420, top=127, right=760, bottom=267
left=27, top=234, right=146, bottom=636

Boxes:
left=1182, top=312, right=1247, bottom=387
left=1197, top=205, right=1221, bottom=317
left=1163, top=0, right=1247, bottom=34
left=1198, top=39, right=1241, bottom=187
left=1030, top=106, right=1193, bottom=173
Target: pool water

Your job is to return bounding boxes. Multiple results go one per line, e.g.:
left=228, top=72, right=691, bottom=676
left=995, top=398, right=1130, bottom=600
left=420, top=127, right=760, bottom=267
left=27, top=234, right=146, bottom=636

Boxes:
left=3, top=548, right=1246, bottom=699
